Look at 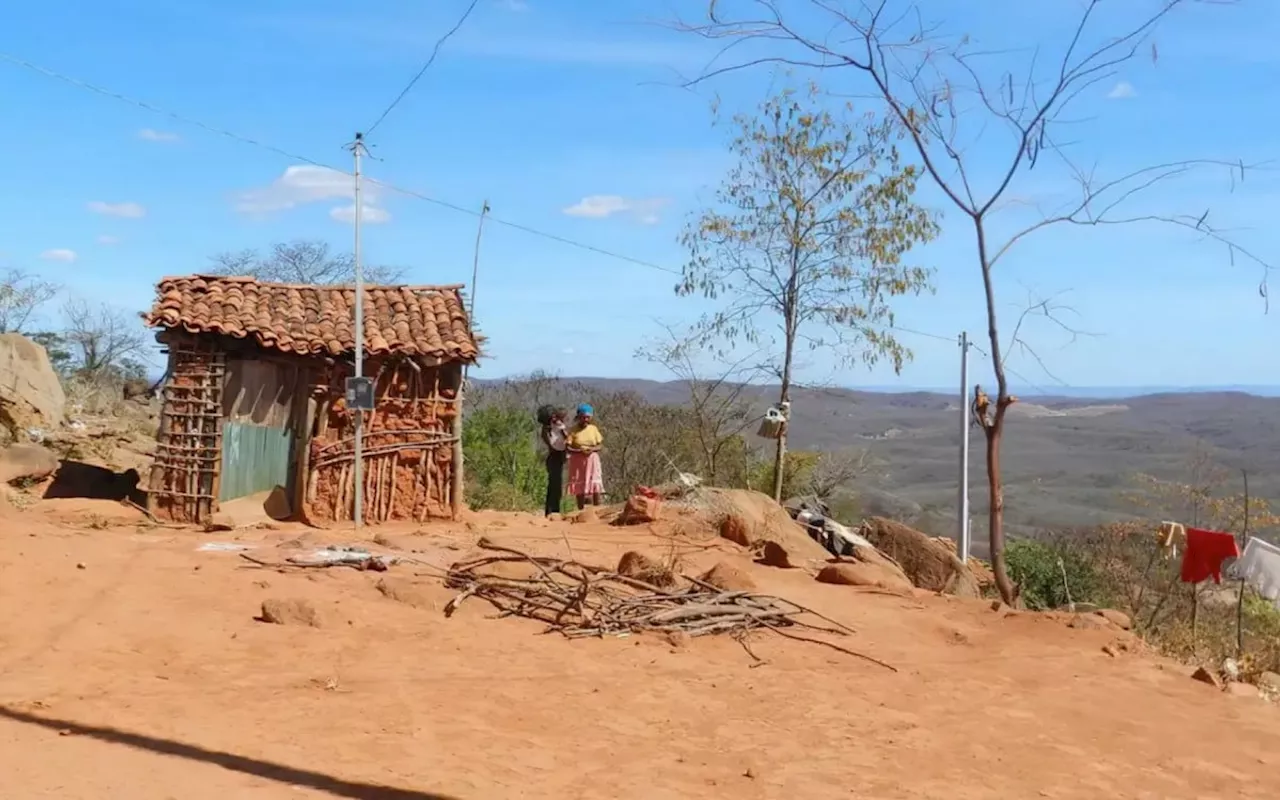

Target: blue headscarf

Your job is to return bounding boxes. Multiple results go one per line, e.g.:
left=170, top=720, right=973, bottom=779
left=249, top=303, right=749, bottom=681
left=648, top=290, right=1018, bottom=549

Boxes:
left=577, top=403, right=594, bottom=417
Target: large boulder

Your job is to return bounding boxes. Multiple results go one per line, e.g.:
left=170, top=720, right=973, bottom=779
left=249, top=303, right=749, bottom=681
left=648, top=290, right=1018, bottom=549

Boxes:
left=859, top=517, right=982, bottom=597
left=707, top=488, right=832, bottom=568
left=0, top=333, right=66, bottom=439
left=0, top=443, right=59, bottom=485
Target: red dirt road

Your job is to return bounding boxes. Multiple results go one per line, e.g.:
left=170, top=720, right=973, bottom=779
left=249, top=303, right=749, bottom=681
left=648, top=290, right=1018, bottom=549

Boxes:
left=1, top=503, right=1278, bottom=799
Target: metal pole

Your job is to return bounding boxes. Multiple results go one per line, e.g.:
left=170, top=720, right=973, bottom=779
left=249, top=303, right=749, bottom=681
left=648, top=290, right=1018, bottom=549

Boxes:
left=958, top=331, right=971, bottom=561
left=352, top=132, right=366, bottom=530
left=461, top=199, right=489, bottom=385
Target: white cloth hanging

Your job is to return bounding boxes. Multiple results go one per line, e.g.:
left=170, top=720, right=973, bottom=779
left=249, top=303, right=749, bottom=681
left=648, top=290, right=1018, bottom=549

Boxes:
left=1235, top=537, right=1280, bottom=607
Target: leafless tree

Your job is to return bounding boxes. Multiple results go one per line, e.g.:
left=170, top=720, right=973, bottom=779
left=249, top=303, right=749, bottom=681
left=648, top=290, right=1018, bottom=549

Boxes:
left=808, top=447, right=883, bottom=501
left=62, top=299, right=148, bottom=380
left=0, top=270, right=59, bottom=333
left=641, top=323, right=764, bottom=484
left=672, top=0, right=1273, bottom=603
left=209, top=239, right=405, bottom=285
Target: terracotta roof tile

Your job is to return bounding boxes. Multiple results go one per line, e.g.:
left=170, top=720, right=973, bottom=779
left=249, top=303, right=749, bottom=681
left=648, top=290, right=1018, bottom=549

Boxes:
left=142, top=275, right=479, bottom=361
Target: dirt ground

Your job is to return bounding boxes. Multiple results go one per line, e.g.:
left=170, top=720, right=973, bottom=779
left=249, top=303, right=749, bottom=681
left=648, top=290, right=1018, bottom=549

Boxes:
left=1, top=501, right=1279, bottom=799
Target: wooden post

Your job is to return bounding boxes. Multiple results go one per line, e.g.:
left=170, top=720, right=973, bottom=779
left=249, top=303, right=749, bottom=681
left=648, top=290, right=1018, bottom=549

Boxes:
left=450, top=380, right=465, bottom=520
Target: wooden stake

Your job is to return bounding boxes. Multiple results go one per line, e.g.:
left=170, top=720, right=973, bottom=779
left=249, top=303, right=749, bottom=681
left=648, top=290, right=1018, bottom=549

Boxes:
left=417, top=450, right=430, bottom=523
left=1237, top=468, right=1251, bottom=658
left=387, top=452, right=399, bottom=520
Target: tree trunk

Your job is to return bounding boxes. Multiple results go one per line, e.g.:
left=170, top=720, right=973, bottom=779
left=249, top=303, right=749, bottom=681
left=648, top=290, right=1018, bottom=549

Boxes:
left=772, top=340, right=795, bottom=503
left=772, top=423, right=787, bottom=502
left=974, top=216, right=1017, bottom=605
left=985, top=419, right=1016, bottom=604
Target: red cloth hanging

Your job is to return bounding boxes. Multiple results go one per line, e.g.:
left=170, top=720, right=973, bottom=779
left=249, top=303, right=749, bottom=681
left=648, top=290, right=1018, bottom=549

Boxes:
left=1180, top=527, right=1240, bottom=584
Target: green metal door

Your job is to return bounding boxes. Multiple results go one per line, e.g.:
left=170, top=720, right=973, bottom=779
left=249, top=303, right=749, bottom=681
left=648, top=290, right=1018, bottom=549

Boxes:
left=219, top=421, right=295, bottom=502
left=218, top=358, right=300, bottom=503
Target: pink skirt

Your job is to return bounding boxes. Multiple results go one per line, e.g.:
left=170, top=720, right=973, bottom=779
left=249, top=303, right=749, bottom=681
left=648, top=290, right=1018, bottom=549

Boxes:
left=566, top=451, right=604, bottom=496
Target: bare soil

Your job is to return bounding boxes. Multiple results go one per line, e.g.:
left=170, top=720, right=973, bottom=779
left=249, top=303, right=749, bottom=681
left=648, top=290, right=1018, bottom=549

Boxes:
left=1, top=500, right=1278, bottom=799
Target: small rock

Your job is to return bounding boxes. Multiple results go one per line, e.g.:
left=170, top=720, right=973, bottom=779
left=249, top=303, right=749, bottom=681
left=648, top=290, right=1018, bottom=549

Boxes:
left=617, top=551, right=677, bottom=588
left=1101, top=644, right=1120, bottom=658
left=757, top=540, right=796, bottom=568
left=1068, top=614, right=1106, bottom=631
left=375, top=577, right=436, bottom=610
left=571, top=507, right=599, bottom=525
left=743, top=766, right=757, bottom=780
left=75, top=562, right=86, bottom=570
left=664, top=630, right=689, bottom=650
left=816, top=561, right=913, bottom=592
left=1094, top=609, right=1132, bottom=630
left=1257, top=671, right=1280, bottom=693
left=990, top=599, right=1005, bottom=612
left=260, top=597, right=326, bottom=628
left=699, top=562, right=757, bottom=591
left=1190, top=666, right=1223, bottom=689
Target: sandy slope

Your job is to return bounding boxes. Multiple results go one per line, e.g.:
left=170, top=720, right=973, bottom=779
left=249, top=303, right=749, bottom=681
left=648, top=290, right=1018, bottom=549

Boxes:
left=0, top=502, right=1277, bottom=799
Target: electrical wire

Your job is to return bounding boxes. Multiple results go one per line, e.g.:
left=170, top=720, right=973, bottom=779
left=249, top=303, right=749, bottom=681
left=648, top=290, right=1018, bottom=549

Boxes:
left=0, top=50, right=681, bottom=275
left=365, top=0, right=481, bottom=136
left=2, top=48, right=1056, bottom=382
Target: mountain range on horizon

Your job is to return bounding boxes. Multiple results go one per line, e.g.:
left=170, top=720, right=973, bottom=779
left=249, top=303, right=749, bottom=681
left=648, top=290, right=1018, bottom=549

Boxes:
left=475, top=374, right=1280, bottom=401
left=478, top=375, right=1280, bottom=551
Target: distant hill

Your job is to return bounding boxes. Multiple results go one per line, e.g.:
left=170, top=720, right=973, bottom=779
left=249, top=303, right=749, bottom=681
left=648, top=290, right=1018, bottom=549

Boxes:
left=517, top=377, right=1280, bottom=549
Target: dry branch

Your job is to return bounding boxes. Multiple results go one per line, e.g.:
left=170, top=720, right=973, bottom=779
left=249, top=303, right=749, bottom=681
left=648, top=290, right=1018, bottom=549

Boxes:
left=443, top=538, right=896, bottom=671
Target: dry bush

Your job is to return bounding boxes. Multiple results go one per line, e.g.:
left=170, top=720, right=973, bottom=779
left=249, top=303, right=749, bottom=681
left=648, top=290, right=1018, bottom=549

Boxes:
left=1028, top=521, right=1280, bottom=678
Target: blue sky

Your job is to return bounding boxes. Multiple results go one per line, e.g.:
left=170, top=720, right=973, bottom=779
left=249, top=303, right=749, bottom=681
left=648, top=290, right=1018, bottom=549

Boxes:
left=1, top=0, right=1276, bottom=391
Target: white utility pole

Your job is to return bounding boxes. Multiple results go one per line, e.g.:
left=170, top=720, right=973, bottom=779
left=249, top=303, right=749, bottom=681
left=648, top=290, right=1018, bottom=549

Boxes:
left=351, top=132, right=367, bottom=530
left=957, top=331, right=972, bottom=561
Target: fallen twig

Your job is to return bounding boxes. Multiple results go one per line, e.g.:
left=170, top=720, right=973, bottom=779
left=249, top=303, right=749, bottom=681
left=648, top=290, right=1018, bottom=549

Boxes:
left=237, top=552, right=393, bottom=572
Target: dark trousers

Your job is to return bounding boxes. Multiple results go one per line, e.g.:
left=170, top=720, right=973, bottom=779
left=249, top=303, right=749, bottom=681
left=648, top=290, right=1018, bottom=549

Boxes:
left=545, top=449, right=566, bottom=516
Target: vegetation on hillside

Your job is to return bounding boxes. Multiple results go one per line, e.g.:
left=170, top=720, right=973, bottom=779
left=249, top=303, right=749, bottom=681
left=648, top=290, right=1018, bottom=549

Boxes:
left=462, top=372, right=871, bottom=513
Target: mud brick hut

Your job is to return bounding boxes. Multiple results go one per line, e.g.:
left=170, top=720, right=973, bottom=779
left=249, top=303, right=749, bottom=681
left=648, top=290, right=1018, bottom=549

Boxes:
left=141, top=275, right=480, bottom=525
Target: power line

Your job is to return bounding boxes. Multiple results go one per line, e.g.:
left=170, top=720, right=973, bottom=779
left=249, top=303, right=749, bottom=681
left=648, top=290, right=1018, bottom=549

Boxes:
left=1, top=48, right=1065, bottom=372
left=0, top=49, right=681, bottom=275
left=967, top=340, right=1056, bottom=395
left=365, top=0, right=480, bottom=136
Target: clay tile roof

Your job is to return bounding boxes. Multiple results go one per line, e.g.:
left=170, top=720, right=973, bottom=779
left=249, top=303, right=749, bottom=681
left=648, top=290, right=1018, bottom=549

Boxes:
left=142, top=275, right=480, bottom=361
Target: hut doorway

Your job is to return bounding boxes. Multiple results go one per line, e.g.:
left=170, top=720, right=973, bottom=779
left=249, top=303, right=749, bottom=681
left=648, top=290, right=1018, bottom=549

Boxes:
left=219, top=358, right=302, bottom=504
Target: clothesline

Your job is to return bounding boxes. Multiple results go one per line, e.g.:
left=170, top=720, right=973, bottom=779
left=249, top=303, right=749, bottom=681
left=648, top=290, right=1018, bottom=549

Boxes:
left=1159, top=519, right=1279, bottom=609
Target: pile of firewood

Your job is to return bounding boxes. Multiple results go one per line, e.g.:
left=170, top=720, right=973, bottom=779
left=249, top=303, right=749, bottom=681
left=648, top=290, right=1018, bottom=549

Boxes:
left=443, top=539, right=895, bottom=671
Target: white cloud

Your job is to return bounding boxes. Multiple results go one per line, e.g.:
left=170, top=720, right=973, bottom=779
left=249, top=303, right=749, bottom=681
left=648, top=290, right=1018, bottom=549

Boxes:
left=87, top=200, right=147, bottom=218
left=96, top=235, right=121, bottom=245
left=40, top=248, right=77, bottom=263
left=1107, top=81, right=1137, bottom=100
left=562, top=195, right=670, bottom=225
left=236, top=164, right=391, bottom=223
left=138, top=128, right=180, bottom=142
left=329, top=203, right=391, bottom=225
left=561, top=347, right=575, bottom=355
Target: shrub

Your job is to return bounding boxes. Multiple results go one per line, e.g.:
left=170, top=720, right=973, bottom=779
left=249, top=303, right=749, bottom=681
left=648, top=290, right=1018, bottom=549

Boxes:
left=1005, top=537, right=1107, bottom=611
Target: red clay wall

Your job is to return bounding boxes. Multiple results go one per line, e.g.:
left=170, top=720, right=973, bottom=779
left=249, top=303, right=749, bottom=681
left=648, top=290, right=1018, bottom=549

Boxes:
left=303, top=358, right=461, bottom=524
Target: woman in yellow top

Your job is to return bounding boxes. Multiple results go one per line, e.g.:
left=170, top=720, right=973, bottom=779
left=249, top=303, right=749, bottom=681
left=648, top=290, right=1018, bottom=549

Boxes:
left=566, top=403, right=604, bottom=508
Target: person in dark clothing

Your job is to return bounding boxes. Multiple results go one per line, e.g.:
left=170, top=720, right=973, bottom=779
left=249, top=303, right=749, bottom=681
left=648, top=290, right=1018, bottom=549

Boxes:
left=539, top=407, right=568, bottom=516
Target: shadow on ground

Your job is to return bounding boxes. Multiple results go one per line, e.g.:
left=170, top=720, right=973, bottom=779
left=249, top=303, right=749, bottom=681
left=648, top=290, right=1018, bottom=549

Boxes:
left=42, top=460, right=146, bottom=505
left=0, top=705, right=459, bottom=800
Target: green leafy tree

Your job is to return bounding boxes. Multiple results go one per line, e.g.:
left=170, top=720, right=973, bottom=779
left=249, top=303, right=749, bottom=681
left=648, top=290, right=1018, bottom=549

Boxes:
left=678, top=88, right=937, bottom=502
left=27, top=331, right=73, bottom=374
left=462, top=404, right=546, bottom=512
left=1005, top=538, right=1105, bottom=611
